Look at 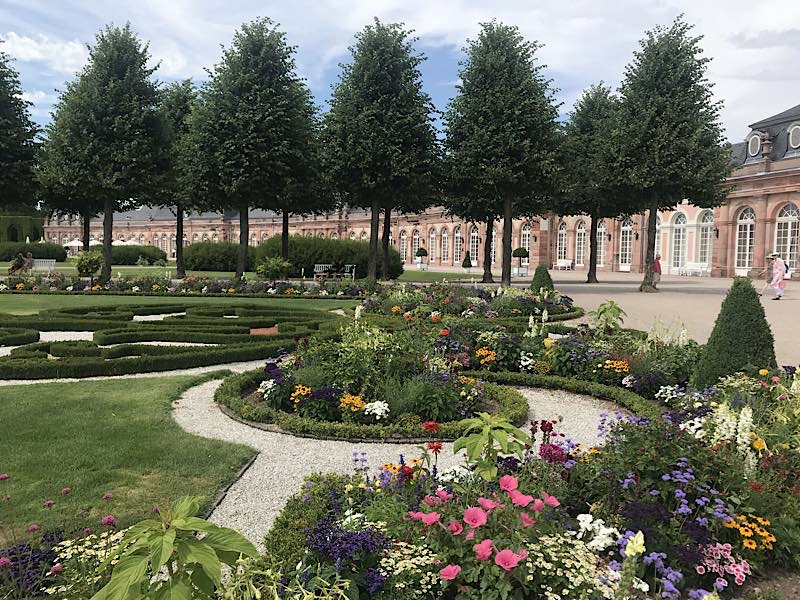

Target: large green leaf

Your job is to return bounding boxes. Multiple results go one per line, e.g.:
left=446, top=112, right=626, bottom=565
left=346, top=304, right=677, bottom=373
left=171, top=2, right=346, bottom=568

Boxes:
left=171, top=496, right=203, bottom=520
left=151, top=575, right=194, bottom=600
left=90, top=553, right=149, bottom=600
left=149, top=527, right=176, bottom=571
left=175, top=537, right=222, bottom=587
left=202, top=528, right=259, bottom=559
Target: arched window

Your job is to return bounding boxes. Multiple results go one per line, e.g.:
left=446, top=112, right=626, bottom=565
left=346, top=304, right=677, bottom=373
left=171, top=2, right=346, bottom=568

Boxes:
left=671, top=213, right=687, bottom=269
left=698, top=211, right=714, bottom=265
left=775, top=203, right=799, bottom=270
left=736, top=207, right=756, bottom=270
left=575, top=221, right=586, bottom=266
left=317, top=232, right=324, bottom=238
left=619, top=218, right=633, bottom=269
left=469, top=225, right=480, bottom=264
left=428, top=229, right=436, bottom=262
left=349, top=231, right=356, bottom=240
left=212, top=233, right=218, bottom=242
left=250, top=233, right=257, bottom=247
left=412, top=229, right=421, bottom=259
left=490, top=226, right=497, bottom=263
left=170, top=234, right=176, bottom=258
left=361, top=231, right=368, bottom=241
left=596, top=221, right=607, bottom=267
left=262, top=232, right=268, bottom=241
left=330, top=232, right=338, bottom=240
left=556, top=223, right=568, bottom=261
left=399, top=231, right=408, bottom=261
left=453, top=226, right=463, bottom=262
left=441, top=229, right=449, bottom=263
left=521, top=223, right=531, bottom=266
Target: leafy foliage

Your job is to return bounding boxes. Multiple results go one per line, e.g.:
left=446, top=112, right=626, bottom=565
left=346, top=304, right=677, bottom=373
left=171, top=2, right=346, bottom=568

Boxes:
left=0, top=242, right=67, bottom=262
left=453, top=412, right=531, bottom=480
left=529, top=265, right=554, bottom=293
left=184, top=242, right=255, bottom=272
left=694, top=278, right=776, bottom=387
left=75, top=252, right=104, bottom=277
left=255, top=257, right=292, bottom=281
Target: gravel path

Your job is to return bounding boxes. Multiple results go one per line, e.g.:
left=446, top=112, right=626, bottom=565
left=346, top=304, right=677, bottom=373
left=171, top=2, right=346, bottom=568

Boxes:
left=172, top=379, right=619, bottom=546
left=132, top=312, right=186, bottom=321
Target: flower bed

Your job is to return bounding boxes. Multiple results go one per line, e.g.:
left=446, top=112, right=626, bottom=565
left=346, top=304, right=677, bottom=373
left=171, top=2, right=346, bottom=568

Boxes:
left=361, top=282, right=580, bottom=321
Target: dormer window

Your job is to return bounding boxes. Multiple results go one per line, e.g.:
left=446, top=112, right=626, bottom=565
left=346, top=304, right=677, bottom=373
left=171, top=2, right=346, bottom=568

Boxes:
left=789, top=124, right=800, bottom=150
left=747, top=134, right=762, bottom=157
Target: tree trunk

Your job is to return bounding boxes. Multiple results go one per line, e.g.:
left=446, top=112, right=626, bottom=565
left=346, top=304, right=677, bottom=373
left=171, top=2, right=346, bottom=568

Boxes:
left=639, top=200, right=659, bottom=292
left=381, top=206, right=391, bottom=280
left=175, top=203, right=185, bottom=278
left=281, top=210, right=290, bottom=260
left=237, top=206, right=249, bottom=280
left=81, top=214, right=90, bottom=252
left=482, top=216, right=494, bottom=284
left=100, top=200, right=113, bottom=283
left=367, top=200, right=380, bottom=279
left=501, top=196, right=513, bottom=287
left=587, top=213, right=599, bottom=284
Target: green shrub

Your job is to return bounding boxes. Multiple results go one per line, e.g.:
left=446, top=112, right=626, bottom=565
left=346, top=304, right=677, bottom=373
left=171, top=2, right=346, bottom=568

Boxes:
left=462, top=254, right=472, bottom=269
left=0, top=242, right=67, bottom=261
left=74, top=251, right=103, bottom=276
left=694, top=277, right=777, bottom=387
left=255, top=256, right=292, bottom=280
left=111, top=244, right=167, bottom=265
left=256, top=236, right=403, bottom=279
left=184, top=241, right=255, bottom=272
left=530, top=265, right=554, bottom=292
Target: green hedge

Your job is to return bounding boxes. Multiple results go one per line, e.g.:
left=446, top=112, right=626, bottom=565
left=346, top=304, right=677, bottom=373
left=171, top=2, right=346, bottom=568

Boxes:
left=111, top=245, right=167, bottom=265
left=256, top=236, right=403, bottom=279
left=468, top=371, right=663, bottom=420
left=0, top=327, right=39, bottom=346
left=0, top=214, right=44, bottom=244
left=184, top=242, right=255, bottom=271
left=215, top=369, right=528, bottom=441
left=0, top=242, right=67, bottom=261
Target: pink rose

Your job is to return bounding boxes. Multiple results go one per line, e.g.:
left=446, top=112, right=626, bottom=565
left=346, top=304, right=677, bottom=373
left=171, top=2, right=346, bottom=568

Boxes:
left=439, top=564, right=462, bottom=581
left=423, top=496, right=438, bottom=506
left=519, top=512, right=535, bottom=527
left=435, top=489, right=452, bottom=503
left=448, top=521, right=463, bottom=535
left=509, top=490, right=533, bottom=507
left=463, top=506, right=487, bottom=529
left=531, top=498, right=545, bottom=512
left=465, top=529, right=475, bottom=540
left=542, top=492, right=560, bottom=508
left=421, top=512, right=441, bottom=526
left=495, top=549, right=526, bottom=572
left=478, top=497, right=499, bottom=511
left=407, top=511, right=425, bottom=521
left=0, top=557, right=11, bottom=568
left=499, top=475, right=518, bottom=492
left=474, top=539, right=493, bottom=560
left=48, top=563, right=63, bottom=575
left=771, top=376, right=781, bottom=383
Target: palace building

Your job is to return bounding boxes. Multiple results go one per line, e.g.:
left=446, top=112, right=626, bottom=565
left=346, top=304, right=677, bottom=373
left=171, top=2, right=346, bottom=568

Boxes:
left=44, top=105, right=800, bottom=278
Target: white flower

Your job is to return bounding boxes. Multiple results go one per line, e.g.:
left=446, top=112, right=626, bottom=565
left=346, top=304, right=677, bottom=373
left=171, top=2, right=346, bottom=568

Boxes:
left=364, top=401, right=390, bottom=420
left=65, top=285, right=73, bottom=292
left=258, top=379, right=277, bottom=399
left=319, top=289, right=328, bottom=296
left=337, top=290, right=344, bottom=296
left=267, top=287, right=276, bottom=294
left=354, top=305, right=364, bottom=321
left=201, top=286, right=208, bottom=294
left=131, top=286, right=140, bottom=293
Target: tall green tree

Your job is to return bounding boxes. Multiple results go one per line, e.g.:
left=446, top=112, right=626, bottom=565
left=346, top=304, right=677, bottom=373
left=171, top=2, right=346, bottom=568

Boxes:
left=612, top=17, right=731, bottom=292
left=38, top=24, right=164, bottom=280
left=185, top=18, right=315, bottom=279
left=560, top=84, right=626, bottom=283
left=323, top=19, right=440, bottom=280
left=158, top=80, right=196, bottom=278
left=444, top=21, right=560, bottom=287
left=0, top=46, right=38, bottom=211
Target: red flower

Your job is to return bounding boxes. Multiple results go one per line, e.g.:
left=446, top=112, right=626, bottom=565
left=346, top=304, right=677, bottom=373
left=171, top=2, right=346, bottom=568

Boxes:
left=439, top=329, right=449, bottom=337
left=750, top=482, right=764, bottom=493
left=428, top=441, right=443, bottom=455
left=539, top=420, right=553, bottom=433
left=431, top=315, right=442, bottom=323
left=423, top=421, right=440, bottom=433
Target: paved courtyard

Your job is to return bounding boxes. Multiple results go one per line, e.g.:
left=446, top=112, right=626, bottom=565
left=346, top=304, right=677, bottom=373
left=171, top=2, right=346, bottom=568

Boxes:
left=545, top=271, right=799, bottom=366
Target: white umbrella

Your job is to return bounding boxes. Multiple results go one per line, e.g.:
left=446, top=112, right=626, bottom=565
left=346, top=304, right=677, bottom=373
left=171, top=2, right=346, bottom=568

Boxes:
left=112, top=239, right=127, bottom=246
left=89, top=239, right=102, bottom=246
left=63, top=239, right=84, bottom=248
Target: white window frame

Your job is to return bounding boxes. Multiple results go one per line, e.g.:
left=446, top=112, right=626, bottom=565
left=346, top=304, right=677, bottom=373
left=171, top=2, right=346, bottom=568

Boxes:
left=671, top=213, right=688, bottom=270
left=521, top=224, right=531, bottom=265
left=441, top=229, right=449, bottom=264
left=596, top=221, right=607, bottom=267
left=698, top=211, right=714, bottom=266
left=469, top=226, right=480, bottom=264
left=736, top=208, right=756, bottom=273
left=775, top=203, right=799, bottom=271
left=619, top=218, right=633, bottom=271
left=556, top=223, right=567, bottom=261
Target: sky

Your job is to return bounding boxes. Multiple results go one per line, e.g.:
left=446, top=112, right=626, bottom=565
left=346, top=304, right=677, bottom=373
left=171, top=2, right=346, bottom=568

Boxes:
left=1, top=0, right=799, bottom=142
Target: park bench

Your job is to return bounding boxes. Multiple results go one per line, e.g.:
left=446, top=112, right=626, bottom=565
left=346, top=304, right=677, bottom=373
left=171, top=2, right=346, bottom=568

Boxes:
left=32, top=259, right=57, bottom=274
left=552, top=259, right=573, bottom=270
left=678, top=262, right=710, bottom=276
left=415, top=259, right=428, bottom=271
left=313, top=263, right=356, bottom=282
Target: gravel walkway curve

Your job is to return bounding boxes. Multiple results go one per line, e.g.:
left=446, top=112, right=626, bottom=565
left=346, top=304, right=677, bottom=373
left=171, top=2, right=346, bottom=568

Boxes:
left=172, top=379, right=621, bottom=547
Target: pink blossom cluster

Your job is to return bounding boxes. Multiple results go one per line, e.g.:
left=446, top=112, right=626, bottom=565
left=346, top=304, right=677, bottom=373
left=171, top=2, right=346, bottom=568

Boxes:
left=696, top=543, right=751, bottom=587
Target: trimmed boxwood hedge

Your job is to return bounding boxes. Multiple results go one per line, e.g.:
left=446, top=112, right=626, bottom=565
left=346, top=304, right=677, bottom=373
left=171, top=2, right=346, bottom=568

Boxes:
left=111, top=245, right=167, bottom=265
left=0, top=241, right=66, bottom=261
left=214, top=369, right=529, bottom=442
left=0, top=327, right=39, bottom=346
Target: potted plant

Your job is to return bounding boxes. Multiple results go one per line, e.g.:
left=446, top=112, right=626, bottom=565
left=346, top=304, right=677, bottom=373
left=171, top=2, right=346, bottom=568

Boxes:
left=462, top=253, right=472, bottom=273
left=74, top=251, right=103, bottom=286
left=415, top=247, right=428, bottom=270
left=512, top=247, right=529, bottom=276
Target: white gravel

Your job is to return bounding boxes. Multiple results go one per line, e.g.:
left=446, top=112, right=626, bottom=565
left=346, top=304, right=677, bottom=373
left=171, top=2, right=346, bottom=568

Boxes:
left=98, top=341, right=220, bottom=348
left=132, top=312, right=186, bottom=321
left=39, top=331, right=95, bottom=342
left=172, top=380, right=618, bottom=546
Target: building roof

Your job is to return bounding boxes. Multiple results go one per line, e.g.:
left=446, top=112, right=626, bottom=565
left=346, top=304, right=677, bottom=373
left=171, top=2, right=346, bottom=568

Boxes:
left=749, top=104, right=800, bottom=130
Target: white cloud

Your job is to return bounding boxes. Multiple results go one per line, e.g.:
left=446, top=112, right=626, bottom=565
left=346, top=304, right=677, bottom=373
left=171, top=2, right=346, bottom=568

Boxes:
left=2, top=31, right=88, bottom=74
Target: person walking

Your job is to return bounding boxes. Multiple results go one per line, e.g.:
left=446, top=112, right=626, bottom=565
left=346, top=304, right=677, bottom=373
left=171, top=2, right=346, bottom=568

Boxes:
left=758, top=256, right=774, bottom=296
left=652, top=254, right=662, bottom=289
left=768, top=252, right=787, bottom=300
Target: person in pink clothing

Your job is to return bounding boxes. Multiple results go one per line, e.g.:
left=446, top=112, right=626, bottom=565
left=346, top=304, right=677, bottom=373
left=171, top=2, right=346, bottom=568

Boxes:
left=652, top=254, right=662, bottom=289
left=768, top=252, right=787, bottom=300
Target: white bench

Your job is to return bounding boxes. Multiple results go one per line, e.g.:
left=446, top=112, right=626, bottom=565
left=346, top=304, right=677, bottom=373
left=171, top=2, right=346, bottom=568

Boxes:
left=552, top=259, right=573, bottom=270
left=416, top=261, right=428, bottom=271
left=678, top=262, right=710, bottom=276
left=32, top=259, right=56, bottom=274
left=313, top=263, right=356, bottom=281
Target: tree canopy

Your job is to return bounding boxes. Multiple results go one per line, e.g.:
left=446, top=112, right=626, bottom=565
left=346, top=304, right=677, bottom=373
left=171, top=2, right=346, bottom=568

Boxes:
left=444, top=21, right=560, bottom=286
left=322, top=18, right=440, bottom=279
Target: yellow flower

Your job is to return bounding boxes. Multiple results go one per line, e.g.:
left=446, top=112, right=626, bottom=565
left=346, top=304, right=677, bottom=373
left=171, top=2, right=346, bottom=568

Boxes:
left=339, top=393, right=365, bottom=412
left=739, top=527, right=753, bottom=538
left=626, top=531, right=646, bottom=557
left=391, top=305, right=402, bottom=314
left=743, top=539, right=757, bottom=550
left=752, top=438, right=767, bottom=451
left=543, top=338, right=555, bottom=349
left=758, top=368, right=769, bottom=376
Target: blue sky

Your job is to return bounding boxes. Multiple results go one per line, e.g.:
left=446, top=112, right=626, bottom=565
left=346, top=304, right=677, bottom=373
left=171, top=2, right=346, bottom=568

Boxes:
left=2, top=0, right=799, bottom=141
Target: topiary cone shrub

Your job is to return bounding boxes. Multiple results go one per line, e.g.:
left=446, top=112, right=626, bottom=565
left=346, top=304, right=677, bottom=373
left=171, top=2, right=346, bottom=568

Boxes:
left=694, top=277, right=777, bottom=387
left=530, top=265, right=554, bottom=292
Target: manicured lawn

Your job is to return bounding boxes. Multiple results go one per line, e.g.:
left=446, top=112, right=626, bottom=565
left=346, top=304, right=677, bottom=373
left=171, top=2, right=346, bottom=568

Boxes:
left=0, top=375, right=253, bottom=541
left=397, top=269, right=467, bottom=282
left=0, top=294, right=358, bottom=315
left=54, top=262, right=242, bottom=279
